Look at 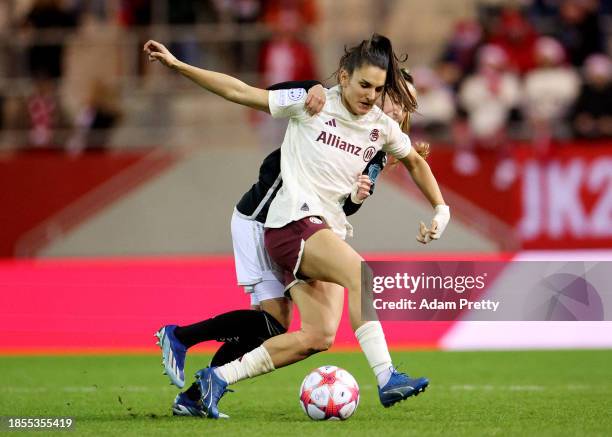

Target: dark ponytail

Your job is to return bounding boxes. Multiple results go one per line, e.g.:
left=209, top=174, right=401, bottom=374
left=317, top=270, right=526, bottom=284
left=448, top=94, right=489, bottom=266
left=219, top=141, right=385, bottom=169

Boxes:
left=335, top=33, right=417, bottom=114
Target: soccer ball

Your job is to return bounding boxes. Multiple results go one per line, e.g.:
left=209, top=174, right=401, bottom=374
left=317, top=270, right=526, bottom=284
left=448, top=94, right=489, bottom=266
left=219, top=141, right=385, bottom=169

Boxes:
left=299, top=365, right=360, bottom=421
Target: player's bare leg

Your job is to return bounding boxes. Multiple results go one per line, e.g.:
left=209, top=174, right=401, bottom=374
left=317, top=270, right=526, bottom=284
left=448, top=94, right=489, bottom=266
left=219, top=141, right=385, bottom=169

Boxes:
left=261, top=281, right=344, bottom=367
left=299, top=229, right=365, bottom=328
left=198, top=230, right=426, bottom=417
left=299, top=229, right=429, bottom=406
left=195, top=280, right=343, bottom=417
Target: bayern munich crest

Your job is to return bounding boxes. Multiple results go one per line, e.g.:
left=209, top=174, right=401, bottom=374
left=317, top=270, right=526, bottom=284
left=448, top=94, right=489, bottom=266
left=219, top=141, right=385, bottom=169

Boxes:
left=363, top=146, right=376, bottom=162
left=369, top=129, right=379, bottom=142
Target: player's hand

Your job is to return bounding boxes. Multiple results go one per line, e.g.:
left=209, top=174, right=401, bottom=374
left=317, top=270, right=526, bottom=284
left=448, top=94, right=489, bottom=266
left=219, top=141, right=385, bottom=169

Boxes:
left=416, top=204, right=450, bottom=244
left=350, top=174, right=372, bottom=204
left=304, top=84, right=325, bottom=116
left=144, top=40, right=178, bottom=69
left=413, top=141, right=430, bottom=160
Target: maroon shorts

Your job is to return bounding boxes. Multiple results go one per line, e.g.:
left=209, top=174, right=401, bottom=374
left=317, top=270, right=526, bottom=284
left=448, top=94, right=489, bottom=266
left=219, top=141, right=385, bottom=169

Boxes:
left=264, top=216, right=329, bottom=290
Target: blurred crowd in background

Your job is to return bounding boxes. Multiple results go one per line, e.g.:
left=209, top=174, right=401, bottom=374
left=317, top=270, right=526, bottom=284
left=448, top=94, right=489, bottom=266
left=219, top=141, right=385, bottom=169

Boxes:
left=0, top=0, right=610, bottom=162
left=0, top=0, right=321, bottom=153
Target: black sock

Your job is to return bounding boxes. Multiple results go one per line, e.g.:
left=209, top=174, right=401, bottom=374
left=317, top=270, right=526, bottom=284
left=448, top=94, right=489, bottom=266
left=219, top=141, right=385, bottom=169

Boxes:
left=210, top=340, right=263, bottom=367
left=183, top=337, right=281, bottom=402
left=173, top=310, right=286, bottom=348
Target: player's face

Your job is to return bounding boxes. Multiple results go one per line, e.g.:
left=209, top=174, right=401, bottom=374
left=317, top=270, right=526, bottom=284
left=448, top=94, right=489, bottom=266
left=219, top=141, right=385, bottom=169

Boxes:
left=381, top=97, right=406, bottom=124
left=340, top=64, right=386, bottom=115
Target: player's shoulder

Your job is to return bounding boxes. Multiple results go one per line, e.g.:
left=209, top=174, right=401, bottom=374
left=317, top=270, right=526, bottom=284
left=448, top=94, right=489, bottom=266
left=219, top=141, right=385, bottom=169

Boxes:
left=368, top=105, right=389, bottom=122
left=317, top=86, right=343, bottom=117
left=324, top=86, right=336, bottom=95
left=323, top=86, right=340, bottom=105
left=364, top=105, right=399, bottom=134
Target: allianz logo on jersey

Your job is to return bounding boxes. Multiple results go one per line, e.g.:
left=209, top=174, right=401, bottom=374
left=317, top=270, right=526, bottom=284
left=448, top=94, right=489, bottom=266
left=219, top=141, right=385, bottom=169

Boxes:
left=316, top=121, right=377, bottom=162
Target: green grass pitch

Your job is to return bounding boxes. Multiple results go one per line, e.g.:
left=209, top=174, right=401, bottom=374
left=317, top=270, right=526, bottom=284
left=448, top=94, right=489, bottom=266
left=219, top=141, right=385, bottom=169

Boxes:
left=1, top=350, right=611, bottom=436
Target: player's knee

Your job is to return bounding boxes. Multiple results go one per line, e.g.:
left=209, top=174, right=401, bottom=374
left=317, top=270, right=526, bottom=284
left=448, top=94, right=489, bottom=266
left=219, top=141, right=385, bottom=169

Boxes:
left=301, top=330, right=335, bottom=355
left=317, top=332, right=335, bottom=352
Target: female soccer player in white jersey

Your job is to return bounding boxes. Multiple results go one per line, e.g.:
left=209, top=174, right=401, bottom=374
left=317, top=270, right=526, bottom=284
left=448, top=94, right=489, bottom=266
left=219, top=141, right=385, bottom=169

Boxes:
left=145, top=33, right=450, bottom=418
left=160, top=78, right=430, bottom=417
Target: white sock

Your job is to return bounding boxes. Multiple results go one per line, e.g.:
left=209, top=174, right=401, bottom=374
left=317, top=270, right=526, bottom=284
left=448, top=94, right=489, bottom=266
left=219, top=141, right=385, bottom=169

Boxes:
left=355, top=321, right=393, bottom=387
left=376, top=366, right=394, bottom=388
left=214, top=345, right=275, bottom=385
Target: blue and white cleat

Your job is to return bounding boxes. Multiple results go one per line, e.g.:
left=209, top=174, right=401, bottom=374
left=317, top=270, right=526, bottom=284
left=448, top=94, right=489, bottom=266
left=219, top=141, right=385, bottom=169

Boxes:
left=155, top=325, right=187, bottom=388
left=378, top=369, right=429, bottom=408
left=195, top=367, right=232, bottom=419
left=172, top=392, right=229, bottom=419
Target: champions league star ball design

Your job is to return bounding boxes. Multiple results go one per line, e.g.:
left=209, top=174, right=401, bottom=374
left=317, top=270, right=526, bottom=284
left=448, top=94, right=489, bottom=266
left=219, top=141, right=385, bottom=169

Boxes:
left=529, top=272, right=603, bottom=321
left=299, top=366, right=360, bottom=421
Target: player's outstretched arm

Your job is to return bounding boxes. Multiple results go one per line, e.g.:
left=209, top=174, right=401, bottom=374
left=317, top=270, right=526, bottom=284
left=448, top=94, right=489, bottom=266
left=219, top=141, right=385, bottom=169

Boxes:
left=399, top=149, right=450, bottom=243
left=144, top=40, right=270, bottom=113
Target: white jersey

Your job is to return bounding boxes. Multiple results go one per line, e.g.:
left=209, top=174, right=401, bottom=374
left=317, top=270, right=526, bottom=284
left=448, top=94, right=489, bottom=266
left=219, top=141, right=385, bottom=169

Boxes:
left=265, top=86, right=412, bottom=239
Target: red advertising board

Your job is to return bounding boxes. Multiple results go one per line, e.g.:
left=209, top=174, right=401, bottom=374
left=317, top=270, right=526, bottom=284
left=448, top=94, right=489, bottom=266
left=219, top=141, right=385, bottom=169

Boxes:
left=0, top=256, right=454, bottom=353
left=391, top=141, right=612, bottom=250
left=516, top=145, right=612, bottom=249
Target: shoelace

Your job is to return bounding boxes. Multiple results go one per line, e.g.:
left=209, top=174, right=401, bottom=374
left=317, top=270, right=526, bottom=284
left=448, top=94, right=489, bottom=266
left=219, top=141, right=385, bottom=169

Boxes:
left=391, top=363, right=408, bottom=376
left=213, top=387, right=234, bottom=403
left=392, top=364, right=409, bottom=377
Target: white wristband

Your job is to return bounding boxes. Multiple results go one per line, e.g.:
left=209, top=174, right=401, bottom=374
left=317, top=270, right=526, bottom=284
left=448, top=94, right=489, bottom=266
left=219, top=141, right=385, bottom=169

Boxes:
left=350, top=186, right=365, bottom=204
left=431, top=204, right=450, bottom=239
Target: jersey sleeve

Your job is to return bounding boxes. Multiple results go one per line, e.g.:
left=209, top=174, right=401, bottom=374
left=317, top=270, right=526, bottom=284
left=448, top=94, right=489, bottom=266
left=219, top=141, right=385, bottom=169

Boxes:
left=267, top=80, right=321, bottom=91
left=382, top=120, right=412, bottom=159
left=342, top=196, right=362, bottom=216
left=268, top=88, right=308, bottom=119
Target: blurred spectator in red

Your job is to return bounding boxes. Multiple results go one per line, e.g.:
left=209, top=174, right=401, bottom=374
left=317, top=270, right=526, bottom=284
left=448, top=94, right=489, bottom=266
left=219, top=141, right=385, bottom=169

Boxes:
left=522, top=36, right=580, bottom=152
left=489, top=7, right=539, bottom=75
left=410, top=66, right=456, bottom=140
left=259, top=0, right=318, bottom=83
left=457, top=44, right=521, bottom=188
left=256, top=6, right=317, bottom=149
left=571, top=54, right=612, bottom=139
left=553, top=0, right=605, bottom=66
left=66, top=79, right=122, bottom=154
left=262, top=0, right=318, bottom=29
left=437, top=20, right=484, bottom=90
left=258, top=20, right=317, bottom=86
left=3, top=77, right=71, bottom=149
left=22, top=0, right=79, bottom=79
left=28, top=78, right=70, bottom=148
left=117, top=0, right=151, bottom=27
